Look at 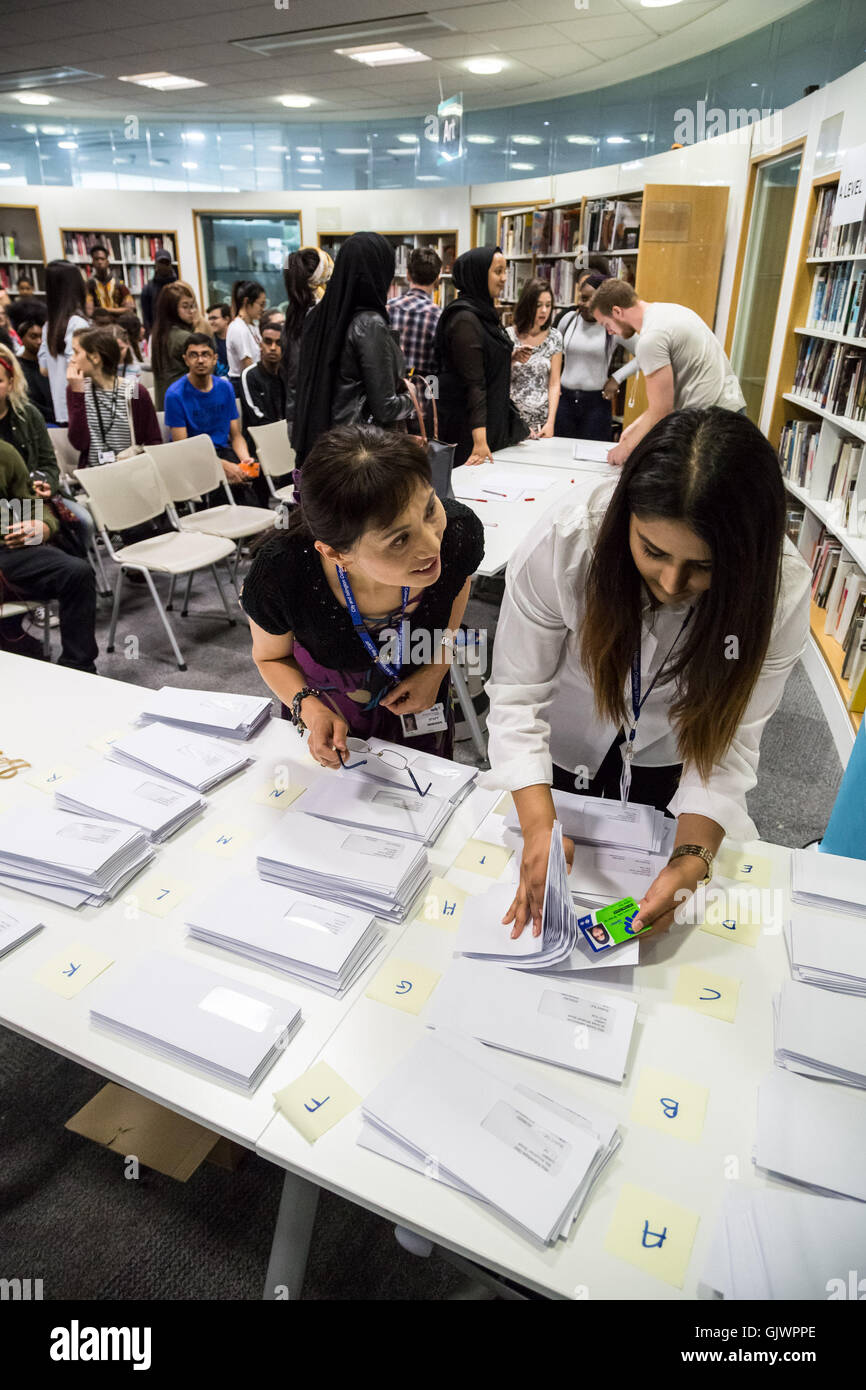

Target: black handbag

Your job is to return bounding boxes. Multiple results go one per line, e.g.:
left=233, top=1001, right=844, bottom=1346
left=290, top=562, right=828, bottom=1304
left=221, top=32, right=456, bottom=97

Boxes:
left=405, top=377, right=455, bottom=502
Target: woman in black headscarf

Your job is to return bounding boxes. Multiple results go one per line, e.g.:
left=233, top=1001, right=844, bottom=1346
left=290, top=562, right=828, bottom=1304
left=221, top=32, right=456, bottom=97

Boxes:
left=292, top=232, right=415, bottom=467
left=434, top=246, right=529, bottom=467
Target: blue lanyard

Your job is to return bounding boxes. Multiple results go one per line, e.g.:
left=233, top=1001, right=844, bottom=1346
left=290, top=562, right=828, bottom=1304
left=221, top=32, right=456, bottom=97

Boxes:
left=336, top=565, right=409, bottom=683
left=627, top=607, right=694, bottom=751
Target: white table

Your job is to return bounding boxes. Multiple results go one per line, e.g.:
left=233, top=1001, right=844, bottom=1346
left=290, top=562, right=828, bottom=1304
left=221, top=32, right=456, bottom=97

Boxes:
left=453, top=459, right=583, bottom=577
left=492, top=436, right=617, bottom=473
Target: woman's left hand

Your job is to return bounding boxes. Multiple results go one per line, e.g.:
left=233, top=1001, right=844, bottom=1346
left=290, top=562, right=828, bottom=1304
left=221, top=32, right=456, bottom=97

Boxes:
left=537, top=420, right=555, bottom=439
left=380, top=664, right=445, bottom=717
left=31, top=480, right=52, bottom=499
left=631, top=857, right=705, bottom=938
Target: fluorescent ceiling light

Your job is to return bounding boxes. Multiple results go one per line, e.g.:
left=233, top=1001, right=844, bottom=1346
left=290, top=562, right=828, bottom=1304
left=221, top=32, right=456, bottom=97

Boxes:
left=397, top=134, right=419, bottom=144
left=511, top=162, right=534, bottom=170
left=277, top=94, right=314, bottom=108
left=296, top=146, right=321, bottom=153
left=0, top=163, right=11, bottom=171
left=416, top=175, right=442, bottom=181
left=566, top=135, right=598, bottom=145
left=256, top=166, right=279, bottom=173
left=0, top=65, right=100, bottom=92
left=182, top=131, right=206, bottom=143
left=57, top=141, right=77, bottom=150
left=269, top=145, right=289, bottom=153
left=112, top=157, right=129, bottom=165
left=606, top=136, right=630, bottom=144
left=15, top=93, right=54, bottom=105
left=24, top=124, right=37, bottom=133
left=119, top=72, right=206, bottom=91
left=335, top=147, right=368, bottom=155
left=640, top=0, right=683, bottom=6
left=386, top=148, right=416, bottom=156
left=300, top=154, right=317, bottom=162
left=40, top=125, right=66, bottom=135
left=512, top=135, right=541, bottom=145
left=181, top=161, right=198, bottom=169
left=220, top=164, right=237, bottom=170
left=300, top=184, right=321, bottom=189
left=466, top=134, right=495, bottom=145
left=336, top=43, right=430, bottom=66
left=464, top=57, right=504, bottom=75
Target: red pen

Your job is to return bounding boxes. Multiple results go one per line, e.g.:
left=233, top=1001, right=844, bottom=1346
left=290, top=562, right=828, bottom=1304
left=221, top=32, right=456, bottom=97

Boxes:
left=465, top=497, right=489, bottom=503
left=523, top=497, right=535, bottom=502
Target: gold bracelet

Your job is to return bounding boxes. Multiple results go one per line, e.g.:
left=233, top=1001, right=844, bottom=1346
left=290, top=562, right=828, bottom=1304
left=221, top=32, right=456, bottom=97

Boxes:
left=669, top=844, right=714, bottom=882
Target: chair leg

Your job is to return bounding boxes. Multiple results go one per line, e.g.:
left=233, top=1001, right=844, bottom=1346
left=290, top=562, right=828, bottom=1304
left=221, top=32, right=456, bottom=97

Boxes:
left=224, top=556, right=240, bottom=594
left=231, top=542, right=242, bottom=587
left=166, top=574, right=177, bottom=611
left=89, top=537, right=111, bottom=596
left=142, top=570, right=187, bottom=670
left=211, top=564, right=236, bottom=625
left=451, top=658, right=487, bottom=761
left=106, top=569, right=124, bottom=653
left=181, top=570, right=194, bottom=618
left=42, top=604, right=51, bottom=658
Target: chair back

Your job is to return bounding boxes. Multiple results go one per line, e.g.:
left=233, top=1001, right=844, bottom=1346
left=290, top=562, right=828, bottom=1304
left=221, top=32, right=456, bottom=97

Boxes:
left=156, top=410, right=171, bottom=442
left=48, top=427, right=81, bottom=481
left=249, top=421, right=296, bottom=479
left=146, top=434, right=224, bottom=505
left=140, top=367, right=155, bottom=392
left=72, top=453, right=169, bottom=532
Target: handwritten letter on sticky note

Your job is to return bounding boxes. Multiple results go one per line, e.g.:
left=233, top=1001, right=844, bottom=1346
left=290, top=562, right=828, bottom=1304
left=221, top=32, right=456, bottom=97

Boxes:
left=251, top=779, right=306, bottom=809
left=699, top=913, right=761, bottom=948
left=452, top=839, right=513, bottom=878
left=34, top=943, right=114, bottom=998
left=195, top=825, right=253, bottom=859
left=417, top=876, right=469, bottom=931
left=715, top=851, right=772, bottom=889
left=365, top=959, right=441, bottom=1015
left=274, top=1061, right=361, bottom=1143
left=629, top=1067, right=709, bottom=1144
left=674, top=965, right=740, bottom=1023
left=125, top=873, right=192, bottom=919
left=605, top=1183, right=699, bottom=1288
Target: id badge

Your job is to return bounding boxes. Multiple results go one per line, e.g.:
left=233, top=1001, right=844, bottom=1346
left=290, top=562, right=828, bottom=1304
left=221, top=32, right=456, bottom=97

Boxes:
left=578, top=897, right=648, bottom=953
left=400, top=702, right=448, bottom=737
left=97, top=449, right=116, bottom=465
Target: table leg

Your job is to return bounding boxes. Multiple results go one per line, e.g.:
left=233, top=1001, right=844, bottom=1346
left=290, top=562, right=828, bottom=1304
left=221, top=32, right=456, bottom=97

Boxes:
left=262, top=1170, right=320, bottom=1301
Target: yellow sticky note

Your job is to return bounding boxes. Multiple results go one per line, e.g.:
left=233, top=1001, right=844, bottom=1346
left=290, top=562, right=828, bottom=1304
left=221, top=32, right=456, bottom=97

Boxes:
left=251, top=779, right=306, bottom=809
left=87, top=729, right=126, bottom=756
left=699, top=913, right=761, bottom=948
left=629, top=1067, right=709, bottom=1144
left=24, top=764, right=78, bottom=793
left=416, top=876, right=469, bottom=931
left=715, top=851, right=773, bottom=889
left=125, top=873, right=192, bottom=919
left=34, top=943, right=114, bottom=999
left=494, top=793, right=513, bottom=817
left=605, top=1183, right=700, bottom=1289
left=365, top=958, right=441, bottom=1015
left=674, top=964, right=740, bottom=1023
left=452, top=839, right=513, bottom=879
left=274, top=1061, right=362, bottom=1143
left=195, top=825, right=253, bottom=858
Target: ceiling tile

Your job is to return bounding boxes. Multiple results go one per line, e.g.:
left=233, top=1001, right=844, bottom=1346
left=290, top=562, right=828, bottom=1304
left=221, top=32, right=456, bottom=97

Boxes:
left=516, top=45, right=597, bottom=77
left=429, top=3, right=539, bottom=33
left=551, top=13, right=654, bottom=43
left=516, top=0, right=625, bottom=17
left=579, top=35, right=650, bottom=62
left=631, top=0, right=725, bottom=36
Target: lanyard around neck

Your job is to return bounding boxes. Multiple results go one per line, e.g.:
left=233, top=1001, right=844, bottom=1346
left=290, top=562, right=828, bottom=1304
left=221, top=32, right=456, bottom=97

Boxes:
left=90, top=379, right=120, bottom=444
left=620, top=606, right=694, bottom=805
left=336, top=565, right=409, bottom=683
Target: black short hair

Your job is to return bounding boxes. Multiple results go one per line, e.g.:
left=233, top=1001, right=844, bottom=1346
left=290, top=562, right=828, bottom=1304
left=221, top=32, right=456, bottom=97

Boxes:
left=8, top=299, right=46, bottom=333
left=207, top=302, right=230, bottom=319
left=90, top=244, right=109, bottom=258
left=184, top=331, right=216, bottom=352
left=16, top=275, right=34, bottom=288
left=260, top=311, right=284, bottom=336
left=407, top=246, right=442, bottom=286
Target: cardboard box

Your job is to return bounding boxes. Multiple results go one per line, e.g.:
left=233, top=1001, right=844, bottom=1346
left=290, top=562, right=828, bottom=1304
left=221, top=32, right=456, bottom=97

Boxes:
left=66, top=1083, right=245, bottom=1181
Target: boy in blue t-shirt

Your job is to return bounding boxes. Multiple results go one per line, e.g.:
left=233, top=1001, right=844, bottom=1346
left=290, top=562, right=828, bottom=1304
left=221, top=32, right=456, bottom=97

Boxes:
left=164, top=333, right=268, bottom=506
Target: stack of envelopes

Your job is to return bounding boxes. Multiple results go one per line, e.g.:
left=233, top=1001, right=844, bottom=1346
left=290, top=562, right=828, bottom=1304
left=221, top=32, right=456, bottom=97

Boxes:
left=784, top=907, right=866, bottom=994
left=90, top=952, right=302, bottom=1092
left=135, top=686, right=272, bottom=739
left=359, top=1030, right=621, bottom=1245
left=753, top=1068, right=866, bottom=1201
left=790, top=847, right=866, bottom=915
left=301, top=776, right=451, bottom=847
left=185, top=877, right=384, bottom=997
left=773, top=979, right=866, bottom=1087
left=0, top=893, right=44, bottom=956
left=54, top=763, right=206, bottom=843
left=108, top=722, right=254, bottom=793
left=257, top=811, right=429, bottom=923
left=0, top=808, right=153, bottom=909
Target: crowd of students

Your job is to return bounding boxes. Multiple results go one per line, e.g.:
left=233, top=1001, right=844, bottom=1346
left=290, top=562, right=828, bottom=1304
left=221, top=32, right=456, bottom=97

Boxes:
left=0, top=227, right=808, bottom=940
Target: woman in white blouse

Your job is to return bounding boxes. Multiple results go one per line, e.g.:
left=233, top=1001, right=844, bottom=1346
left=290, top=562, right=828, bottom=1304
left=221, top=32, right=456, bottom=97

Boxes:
left=226, top=279, right=266, bottom=382
left=485, top=408, right=811, bottom=940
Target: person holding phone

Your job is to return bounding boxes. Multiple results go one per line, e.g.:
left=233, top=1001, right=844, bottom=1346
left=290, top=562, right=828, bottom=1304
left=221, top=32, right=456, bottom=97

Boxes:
left=506, top=278, right=563, bottom=439
left=484, top=408, right=810, bottom=942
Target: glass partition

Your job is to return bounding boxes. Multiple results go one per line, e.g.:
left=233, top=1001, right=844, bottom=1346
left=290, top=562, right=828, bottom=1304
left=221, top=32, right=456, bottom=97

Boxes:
left=197, top=212, right=301, bottom=310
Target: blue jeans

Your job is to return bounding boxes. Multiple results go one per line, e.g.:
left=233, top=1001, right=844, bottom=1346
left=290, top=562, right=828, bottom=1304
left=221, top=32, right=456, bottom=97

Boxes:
left=554, top=388, right=612, bottom=442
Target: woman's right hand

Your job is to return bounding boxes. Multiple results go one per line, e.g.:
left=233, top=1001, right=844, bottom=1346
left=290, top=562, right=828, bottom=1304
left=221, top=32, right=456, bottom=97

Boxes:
left=465, top=431, right=493, bottom=466
left=66, top=361, right=86, bottom=392
left=512, top=345, right=533, bottom=364
left=303, top=698, right=350, bottom=768
left=502, top=823, right=575, bottom=938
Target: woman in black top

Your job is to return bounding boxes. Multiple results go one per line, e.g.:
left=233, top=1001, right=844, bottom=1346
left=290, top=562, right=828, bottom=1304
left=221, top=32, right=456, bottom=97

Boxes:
left=434, top=246, right=529, bottom=467
left=291, top=233, right=415, bottom=468
left=242, top=424, right=484, bottom=765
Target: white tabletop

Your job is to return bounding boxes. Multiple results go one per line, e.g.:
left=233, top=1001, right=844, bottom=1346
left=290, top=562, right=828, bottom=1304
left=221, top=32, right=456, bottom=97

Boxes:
left=256, top=818, right=805, bottom=1300
left=492, top=436, right=617, bottom=473
left=0, top=654, right=494, bottom=1146
left=454, top=459, right=584, bottom=578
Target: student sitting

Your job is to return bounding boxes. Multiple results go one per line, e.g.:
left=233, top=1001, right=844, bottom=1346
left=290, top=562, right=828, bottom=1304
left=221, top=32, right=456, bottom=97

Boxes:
left=6, top=301, right=54, bottom=423
left=0, top=439, right=98, bottom=672
left=116, top=310, right=145, bottom=382
left=164, top=333, right=269, bottom=507
left=66, top=328, right=161, bottom=465
left=240, top=311, right=287, bottom=440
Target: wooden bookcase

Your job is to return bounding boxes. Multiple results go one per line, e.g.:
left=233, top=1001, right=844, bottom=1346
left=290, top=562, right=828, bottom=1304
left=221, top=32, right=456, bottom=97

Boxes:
left=317, top=230, right=458, bottom=307
left=0, top=204, right=46, bottom=296
left=60, top=227, right=179, bottom=311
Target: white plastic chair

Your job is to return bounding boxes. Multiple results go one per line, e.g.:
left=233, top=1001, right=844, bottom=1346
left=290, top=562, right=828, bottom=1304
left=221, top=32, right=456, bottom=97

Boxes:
left=47, top=428, right=111, bottom=594
left=156, top=410, right=171, bottom=443
left=0, top=600, right=52, bottom=657
left=249, top=421, right=295, bottom=505
left=73, top=454, right=237, bottom=670
left=140, top=366, right=155, bottom=393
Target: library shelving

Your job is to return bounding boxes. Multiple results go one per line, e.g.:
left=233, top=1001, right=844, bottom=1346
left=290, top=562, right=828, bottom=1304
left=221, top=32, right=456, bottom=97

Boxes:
left=317, top=230, right=458, bottom=307
left=59, top=228, right=179, bottom=309
left=773, top=171, right=866, bottom=747
left=0, top=204, right=45, bottom=296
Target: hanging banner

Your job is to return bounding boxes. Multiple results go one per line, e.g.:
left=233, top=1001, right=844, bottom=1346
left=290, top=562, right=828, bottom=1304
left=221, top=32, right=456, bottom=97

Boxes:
left=437, top=93, right=463, bottom=165
left=832, top=142, right=866, bottom=226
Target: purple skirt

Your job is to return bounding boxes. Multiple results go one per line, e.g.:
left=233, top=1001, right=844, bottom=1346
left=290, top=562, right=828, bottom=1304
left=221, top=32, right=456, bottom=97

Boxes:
left=285, top=640, right=455, bottom=759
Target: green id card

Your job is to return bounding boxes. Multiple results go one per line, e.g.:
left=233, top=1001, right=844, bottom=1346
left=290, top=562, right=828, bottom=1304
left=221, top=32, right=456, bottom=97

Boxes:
left=578, top=896, right=647, bottom=952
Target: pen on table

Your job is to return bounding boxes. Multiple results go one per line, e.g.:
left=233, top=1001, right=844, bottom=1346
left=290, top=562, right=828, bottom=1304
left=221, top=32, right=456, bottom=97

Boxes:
left=483, top=489, right=508, bottom=497
left=464, top=497, right=489, bottom=503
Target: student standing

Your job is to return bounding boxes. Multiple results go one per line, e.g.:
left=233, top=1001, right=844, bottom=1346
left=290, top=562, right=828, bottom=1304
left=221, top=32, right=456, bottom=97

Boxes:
left=140, top=250, right=177, bottom=337
left=241, top=424, right=483, bottom=760
left=240, top=312, right=286, bottom=441
left=591, top=280, right=746, bottom=464
left=387, top=247, right=442, bottom=377
left=7, top=302, right=54, bottom=422
left=282, top=248, right=325, bottom=433
left=434, top=247, right=528, bottom=467
left=39, top=260, right=89, bottom=425
left=207, top=303, right=231, bottom=373
left=226, top=281, right=266, bottom=385
left=292, top=233, right=415, bottom=468
left=505, top=278, right=563, bottom=438
left=555, top=272, right=638, bottom=441
left=484, top=409, right=810, bottom=938
left=84, top=245, right=134, bottom=319
left=150, top=282, right=204, bottom=410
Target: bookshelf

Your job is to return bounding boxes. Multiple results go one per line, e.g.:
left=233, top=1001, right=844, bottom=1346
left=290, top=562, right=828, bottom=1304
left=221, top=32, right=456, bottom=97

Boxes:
left=0, top=204, right=45, bottom=296
left=60, top=227, right=179, bottom=312
left=772, top=172, right=866, bottom=746
left=317, top=230, right=458, bottom=307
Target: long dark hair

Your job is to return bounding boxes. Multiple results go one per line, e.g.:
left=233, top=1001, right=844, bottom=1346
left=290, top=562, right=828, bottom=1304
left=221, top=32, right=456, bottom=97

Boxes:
left=234, top=279, right=266, bottom=316
left=283, top=248, right=320, bottom=343
left=581, top=408, right=786, bottom=779
left=117, top=310, right=143, bottom=361
left=78, top=326, right=121, bottom=377
left=514, top=277, right=554, bottom=335
left=151, top=281, right=194, bottom=377
left=46, top=259, right=87, bottom=357
left=286, top=424, right=432, bottom=552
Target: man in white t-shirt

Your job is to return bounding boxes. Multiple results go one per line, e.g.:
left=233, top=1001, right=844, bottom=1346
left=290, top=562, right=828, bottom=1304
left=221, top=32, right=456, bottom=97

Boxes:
left=590, top=279, right=746, bottom=465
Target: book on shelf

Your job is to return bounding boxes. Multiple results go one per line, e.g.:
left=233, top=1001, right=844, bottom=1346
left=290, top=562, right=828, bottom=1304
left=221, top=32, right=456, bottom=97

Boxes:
left=0, top=264, right=42, bottom=293
left=792, top=337, right=866, bottom=420
left=531, top=209, right=551, bottom=256
left=810, top=529, right=843, bottom=606
left=501, top=212, right=533, bottom=256
left=841, top=593, right=866, bottom=682
left=780, top=419, right=820, bottom=490
left=809, top=185, right=866, bottom=259
left=807, top=262, right=859, bottom=334
left=785, top=503, right=806, bottom=544
left=848, top=639, right=866, bottom=712
left=824, top=560, right=856, bottom=638
left=536, top=206, right=581, bottom=255
left=535, top=257, right=575, bottom=305
left=503, top=259, right=533, bottom=301
left=611, top=200, right=641, bottom=250
left=62, top=231, right=175, bottom=266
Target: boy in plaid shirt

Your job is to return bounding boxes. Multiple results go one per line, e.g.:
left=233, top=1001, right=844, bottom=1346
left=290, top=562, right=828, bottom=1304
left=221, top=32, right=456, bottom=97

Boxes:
left=387, top=246, right=442, bottom=378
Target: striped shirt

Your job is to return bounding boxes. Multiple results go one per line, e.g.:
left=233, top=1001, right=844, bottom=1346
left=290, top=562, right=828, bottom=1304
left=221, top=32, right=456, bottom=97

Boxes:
left=84, top=379, right=134, bottom=465
left=387, top=287, right=441, bottom=377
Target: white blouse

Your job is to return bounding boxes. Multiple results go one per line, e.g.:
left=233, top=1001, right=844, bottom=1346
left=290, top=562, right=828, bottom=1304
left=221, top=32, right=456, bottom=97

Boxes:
left=226, top=317, right=261, bottom=377
left=483, top=480, right=812, bottom=841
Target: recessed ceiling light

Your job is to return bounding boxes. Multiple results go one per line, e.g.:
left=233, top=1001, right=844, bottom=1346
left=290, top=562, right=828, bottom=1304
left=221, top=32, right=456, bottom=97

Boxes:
left=242, top=144, right=254, bottom=151
left=277, top=94, right=314, bottom=108
left=640, top=0, right=683, bottom=6
left=465, top=134, right=495, bottom=145
left=566, top=135, right=599, bottom=145
left=57, top=140, right=77, bottom=150
left=511, top=162, right=535, bottom=170
left=296, top=146, right=321, bottom=154
left=639, top=133, right=650, bottom=142
left=512, top=135, right=541, bottom=145
left=220, top=164, right=237, bottom=170
left=119, top=71, right=206, bottom=90
left=40, top=125, right=66, bottom=135
left=397, top=134, right=419, bottom=144
left=182, top=131, right=206, bottom=143
left=416, top=175, right=442, bottom=181
left=112, top=157, right=130, bottom=165
left=300, top=184, right=321, bottom=189
left=15, top=92, right=54, bottom=105
left=465, top=57, right=505, bottom=75
left=0, top=163, right=11, bottom=171
left=335, top=147, right=368, bottom=155
left=300, top=154, right=317, bottom=163
left=268, top=145, right=289, bottom=153
left=606, top=136, right=630, bottom=144
left=181, top=161, right=198, bottom=169
left=335, top=42, right=430, bottom=66
left=386, top=148, right=416, bottom=156
left=24, top=124, right=37, bottom=133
